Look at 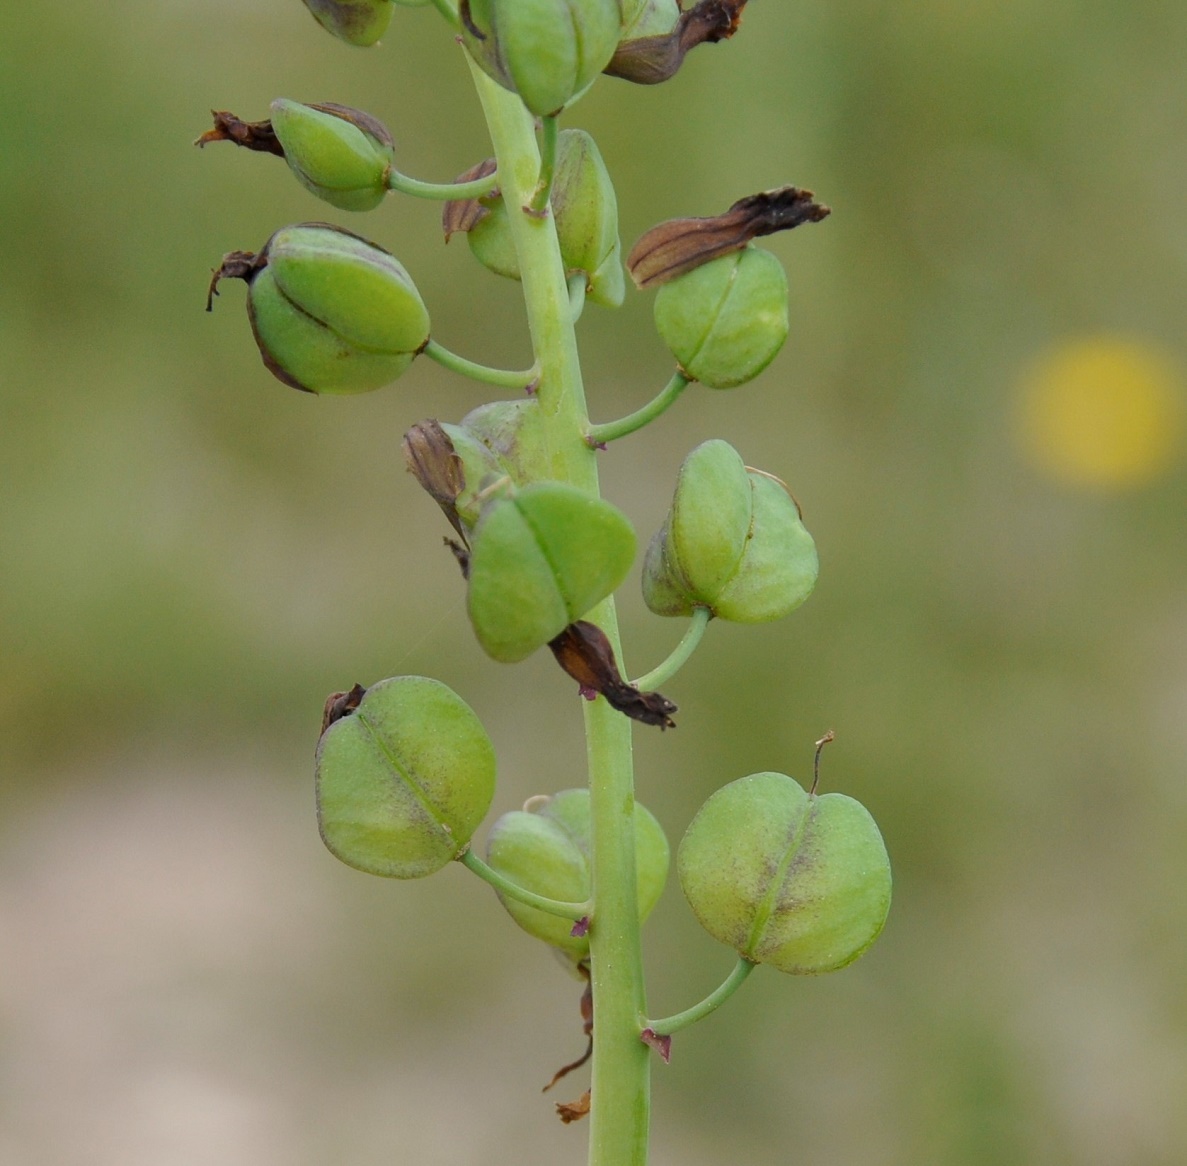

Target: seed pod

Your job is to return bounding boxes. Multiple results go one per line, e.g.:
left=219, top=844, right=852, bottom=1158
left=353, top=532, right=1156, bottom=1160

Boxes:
left=653, top=245, right=788, bottom=388
left=678, top=771, right=891, bottom=974
left=486, top=789, right=669, bottom=964
left=551, top=129, right=623, bottom=307
left=315, top=676, right=497, bottom=879
left=463, top=130, right=623, bottom=306
left=461, top=0, right=624, bottom=116
left=209, top=223, right=429, bottom=394
left=269, top=100, right=393, bottom=211
left=643, top=439, right=817, bottom=622
left=301, top=0, right=394, bottom=46
left=467, top=482, right=636, bottom=663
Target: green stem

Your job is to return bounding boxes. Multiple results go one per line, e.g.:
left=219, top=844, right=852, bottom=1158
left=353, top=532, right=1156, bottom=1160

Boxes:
left=422, top=339, right=538, bottom=389
left=460, top=849, right=590, bottom=920
left=427, top=0, right=460, bottom=27
left=469, top=57, right=651, bottom=1166
left=386, top=168, right=498, bottom=201
left=646, top=958, right=756, bottom=1036
left=529, top=115, right=560, bottom=213
left=631, top=606, right=711, bottom=691
left=586, top=371, right=690, bottom=447
left=568, top=273, right=588, bottom=324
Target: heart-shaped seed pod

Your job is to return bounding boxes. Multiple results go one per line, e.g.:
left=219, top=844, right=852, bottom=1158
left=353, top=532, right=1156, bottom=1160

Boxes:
left=467, top=482, right=636, bottom=663
left=301, top=0, right=394, bottom=46
left=269, top=100, right=393, bottom=211
left=678, top=771, right=891, bottom=974
left=642, top=439, right=818, bottom=622
left=316, top=677, right=497, bottom=879
left=461, top=0, right=624, bottom=116
left=466, top=130, right=623, bottom=307
left=653, top=245, right=788, bottom=388
left=486, top=789, right=669, bottom=965
left=211, top=223, right=430, bottom=394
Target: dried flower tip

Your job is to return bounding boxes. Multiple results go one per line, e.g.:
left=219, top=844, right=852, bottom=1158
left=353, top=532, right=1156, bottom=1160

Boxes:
left=403, top=420, right=467, bottom=539
left=628, top=186, right=829, bottom=289
left=195, top=110, right=284, bottom=155
left=206, top=249, right=264, bottom=311
left=548, top=621, right=678, bottom=729
left=320, top=682, right=366, bottom=735
left=442, top=158, right=498, bottom=240
left=556, top=1090, right=591, bottom=1124
left=606, top=0, right=750, bottom=86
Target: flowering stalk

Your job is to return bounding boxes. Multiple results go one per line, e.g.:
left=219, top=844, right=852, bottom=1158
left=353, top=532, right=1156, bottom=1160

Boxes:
left=202, top=3, right=893, bottom=1162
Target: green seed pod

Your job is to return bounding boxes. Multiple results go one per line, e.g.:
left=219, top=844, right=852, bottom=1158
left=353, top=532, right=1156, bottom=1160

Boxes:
left=653, top=245, right=788, bottom=388
left=551, top=129, right=623, bottom=307
left=316, top=676, right=497, bottom=879
left=467, top=482, right=636, bottom=662
left=459, top=397, right=540, bottom=469
left=678, top=771, right=891, bottom=974
left=301, top=0, right=394, bottom=46
left=486, top=789, right=669, bottom=964
left=466, top=130, right=623, bottom=306
left=461, top=0, right=624, bottom=116
left=643, top=439, right=818, bottom=622
left=225, top=223, right=429, bottom=394
left=269, top=100, right=393, bottom=212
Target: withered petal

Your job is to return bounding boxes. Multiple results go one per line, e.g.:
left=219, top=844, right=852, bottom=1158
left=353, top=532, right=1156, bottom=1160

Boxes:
left=195, top=110, right=285, bottom=156
left=627, top=186, right=829, bottom=289
left=442, top=158, right=498, bottom=241
left=548, top=622, right=677, bottom=729
left=402, top=419, right=468, bottom=542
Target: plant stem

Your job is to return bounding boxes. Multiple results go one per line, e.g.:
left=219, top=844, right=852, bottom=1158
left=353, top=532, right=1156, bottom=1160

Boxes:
left=386, top=168, right=498, bottom=200
left=631, top=606, right=712, bottom=691
left=422, top=339, right=538, bottom=389
left=427, top=0, right=460, bottom=27
left=586, top=371, right=689, bottom=447
left=460, top=849, right=591, bottom=920
left=646, top=958, right=756, bottom=1036
left=469, top=58, right=651, bottom=1166
left=529, top=114, right=559, bottom=213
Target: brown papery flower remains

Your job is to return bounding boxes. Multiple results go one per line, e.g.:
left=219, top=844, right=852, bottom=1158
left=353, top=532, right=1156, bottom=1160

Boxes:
left=605, top=0, right=751, bottom=86
left=627, top=186, right=830, bottom=290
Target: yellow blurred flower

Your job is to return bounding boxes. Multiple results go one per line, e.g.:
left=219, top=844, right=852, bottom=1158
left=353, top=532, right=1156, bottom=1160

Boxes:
left=1015, top=337, right=1185, bottom=489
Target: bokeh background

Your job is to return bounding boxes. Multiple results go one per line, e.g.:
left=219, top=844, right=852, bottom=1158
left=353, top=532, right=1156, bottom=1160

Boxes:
left=3, top=1, right=1187, bottom=1162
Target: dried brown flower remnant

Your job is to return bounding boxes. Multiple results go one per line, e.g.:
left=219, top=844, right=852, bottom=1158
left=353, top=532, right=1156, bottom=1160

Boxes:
left=627, top=187, right=830, bottom=289
left=442, top=158, right=499, bottom=241
left=544, top=977, right=594, bottom=1092
left=403, top=419, right=468, bottom=541
left=606, top=0, right=750, bottom=86
left=556, top=1090, right=592, bottom=1124
left=195, top=110, right=284, bottom=156
left=548, top=621, right=678, bottom=729
left=205, top=249, right=264, bottom=312
left=320, top=683, right=366, bottom=735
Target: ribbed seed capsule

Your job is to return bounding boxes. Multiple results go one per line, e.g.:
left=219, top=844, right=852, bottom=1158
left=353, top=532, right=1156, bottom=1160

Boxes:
left=467, top=482, right=636, bottom=663
left=269, top=100, right=393, bottom=211
left=301, top=0, right=394, bottom=46
left=210, top=223, right=430, bottom=395
left=486, top=789, right=669, bottom=966
left=653, top=245, right=788, bottom=388
left=643, top=439, right=818, bottom=622
left=315, top=676, right=497, bottom=879
left=461, top=0, right=624, bottom=115
left=678, top=771, right=891, bottom=974
left=466, top=130, right=623, bottom=306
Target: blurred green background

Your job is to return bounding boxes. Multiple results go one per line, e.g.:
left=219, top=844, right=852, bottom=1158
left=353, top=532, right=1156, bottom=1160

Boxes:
left=3, top=1, right=1187, bottom=1162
